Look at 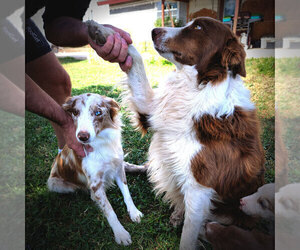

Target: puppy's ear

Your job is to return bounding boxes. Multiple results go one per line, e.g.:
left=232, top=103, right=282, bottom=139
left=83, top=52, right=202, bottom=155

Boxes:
left=221, top=37, right=246, bottom=77
left=108, top=99, right=120, bottom=121
left=62, top=96, right=78, bottom=113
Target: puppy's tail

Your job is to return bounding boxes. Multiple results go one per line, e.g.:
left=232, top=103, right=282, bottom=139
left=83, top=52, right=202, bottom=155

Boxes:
left=124, top=161, right=148, bottom=173
left=47, top=177, right=78, bottom=193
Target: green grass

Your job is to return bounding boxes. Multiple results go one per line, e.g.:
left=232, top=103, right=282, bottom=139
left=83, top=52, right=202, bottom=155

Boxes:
left=276, top=57, right=300, bottom=183
left=0, top=111, right=25, bottom=249
left=26, top=54, right=275, bottom=249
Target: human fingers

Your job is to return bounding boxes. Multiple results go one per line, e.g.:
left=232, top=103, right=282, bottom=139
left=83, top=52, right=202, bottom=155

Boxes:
left=104, top=33, right=122, bottom=61
left=89, top=35, right=114, bottom=59
left=110, top=38, right=128, bottom=63
left=119, top=55, right=133, bottom=72
left=104, top=24, right=132, bottom=44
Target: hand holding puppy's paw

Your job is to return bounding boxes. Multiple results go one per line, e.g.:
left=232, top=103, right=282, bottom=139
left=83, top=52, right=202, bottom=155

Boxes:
left=114, top=227, right=132, bottom=246
left=129, top=208, right=144, bottom=223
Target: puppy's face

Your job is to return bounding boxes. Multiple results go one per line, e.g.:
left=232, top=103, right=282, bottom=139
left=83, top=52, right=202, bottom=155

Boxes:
left=240, top=183, right=275, bottom=219
left=63, top=93, right=120, bottom=144
left=276, top=183, right=300, bottom=219
left=152, top=17, right=246, bottom=83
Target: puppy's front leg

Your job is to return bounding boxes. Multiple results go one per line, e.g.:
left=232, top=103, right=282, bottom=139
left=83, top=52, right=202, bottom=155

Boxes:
left=90, top=183, right=132, bottom=246
left=116, top=168, right=143, bottom=223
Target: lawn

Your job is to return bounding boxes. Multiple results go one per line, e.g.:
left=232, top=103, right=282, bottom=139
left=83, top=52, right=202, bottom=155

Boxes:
left=0, top=111, right=24, bottom=250
left=25, top=50, right=275, bottom=249
left=276, top=57, right=300, bottom=183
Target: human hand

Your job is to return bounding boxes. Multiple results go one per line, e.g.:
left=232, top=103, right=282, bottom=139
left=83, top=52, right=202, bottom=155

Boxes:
left=88, top=24, right=133, bottom=72
left=61, top=115, right=93, bottom=157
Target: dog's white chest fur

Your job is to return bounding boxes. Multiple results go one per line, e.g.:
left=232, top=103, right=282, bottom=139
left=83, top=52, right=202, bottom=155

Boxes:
left=148, top=67, right=204, bottom=199
left=82, top=128, right=124, bottom=186
left=147, top=66, right=254, bottom=201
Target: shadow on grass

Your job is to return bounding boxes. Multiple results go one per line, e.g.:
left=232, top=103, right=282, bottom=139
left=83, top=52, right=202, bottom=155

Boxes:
left=260, top=117, right=275, bottom=183
left=59, top=57, right=87, bottom=65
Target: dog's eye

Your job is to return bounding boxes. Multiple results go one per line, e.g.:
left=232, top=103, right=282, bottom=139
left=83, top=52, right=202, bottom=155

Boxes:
left=72, top=109, right=79, bottom=116
left=258, top=198, right=267, bottom=209
left=195, top=25, right=202, bottom=30
left=95, top=110, right=102, bottom=116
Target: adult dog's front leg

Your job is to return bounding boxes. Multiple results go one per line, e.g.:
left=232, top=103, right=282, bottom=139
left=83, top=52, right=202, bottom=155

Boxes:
left=126, top=46, right=153, bottom=114
left=116, top=168, right=143, bottom=223
left=90, top=183, right=132, bottom=246
left=125, top=45, right=154, bottom=134
left=180, top=186, right=214, bottom=250
left=86, top=20, right=154, bottom=132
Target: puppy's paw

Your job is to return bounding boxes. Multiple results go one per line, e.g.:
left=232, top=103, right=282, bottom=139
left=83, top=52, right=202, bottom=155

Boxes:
left=114, top=227, right=132, bottom=246
left=129, top=208, right=144, bottom=223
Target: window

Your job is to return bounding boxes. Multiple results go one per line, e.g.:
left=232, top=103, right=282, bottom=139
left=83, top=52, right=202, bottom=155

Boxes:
left=156, top=1, right=179, bottom=19
left=110, top=2, right=155, bottom=15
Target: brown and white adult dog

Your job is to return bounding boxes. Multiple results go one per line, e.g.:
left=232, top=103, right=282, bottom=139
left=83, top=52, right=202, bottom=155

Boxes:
left=86, top=17, right=265, bottom=249
left=47, top=93, right=143, bottom=246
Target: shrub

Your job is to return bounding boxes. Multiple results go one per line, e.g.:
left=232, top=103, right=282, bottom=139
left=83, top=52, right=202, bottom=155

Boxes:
left=154, top=16, right=183, bottom=27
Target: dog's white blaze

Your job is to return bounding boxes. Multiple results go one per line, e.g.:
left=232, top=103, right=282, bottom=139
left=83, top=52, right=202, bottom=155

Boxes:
left=153, top=26, right=184, bottom=68
left=162, top=26, right=183, bottom=40
left=76, top=96, right=97, bottom=142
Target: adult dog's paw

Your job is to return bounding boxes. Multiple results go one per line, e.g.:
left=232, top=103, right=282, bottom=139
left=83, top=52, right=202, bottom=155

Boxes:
left=85, top=20, right=114, bottom=45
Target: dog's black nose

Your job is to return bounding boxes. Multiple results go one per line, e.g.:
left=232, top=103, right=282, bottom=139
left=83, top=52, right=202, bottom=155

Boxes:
left=152, top=28, right=164, bottom=40
left=77, top=131, right=90, bottom=142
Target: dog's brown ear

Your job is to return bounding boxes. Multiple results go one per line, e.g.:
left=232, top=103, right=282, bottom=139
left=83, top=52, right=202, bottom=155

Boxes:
left=108, top=99, right=120, bottom=121
left=62, top=96, right=78, bottom=113
left=221, top=37, right=246, bottom=77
